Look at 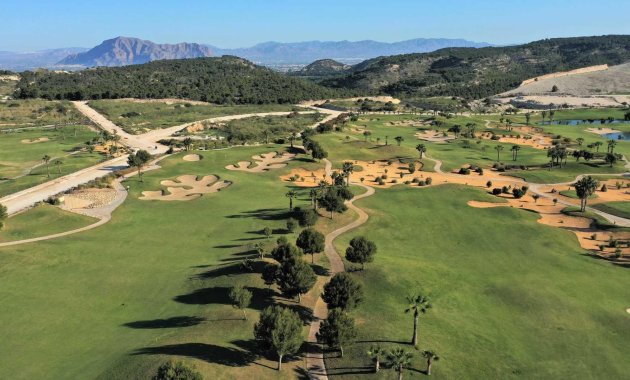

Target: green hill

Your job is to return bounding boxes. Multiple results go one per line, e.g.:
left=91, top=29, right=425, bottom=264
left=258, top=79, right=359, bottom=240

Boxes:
left=15, top=56, right=348, bottom=104
left=320, top=35, right=630, bottom=99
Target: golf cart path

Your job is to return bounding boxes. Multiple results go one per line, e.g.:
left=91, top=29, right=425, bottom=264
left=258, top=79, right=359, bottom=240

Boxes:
left=306, top=158, right=375, bottom=379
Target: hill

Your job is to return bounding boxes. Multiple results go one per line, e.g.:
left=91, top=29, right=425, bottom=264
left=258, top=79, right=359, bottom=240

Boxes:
left=15, top=56, right=347, bottom=104
left=57, top=37, right=214, bottom=67
left=291, top=59, right=352, bottom=77
left=318, top=35, right=630, bottom=99
left=503, top=62, right=630, bottom=96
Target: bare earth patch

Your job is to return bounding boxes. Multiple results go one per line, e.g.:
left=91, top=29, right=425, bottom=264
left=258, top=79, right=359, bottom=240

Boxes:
left=21, top=137, right=50, bottom=144
left=183, top=154, right=201, bottom=162
left=62, top=188, right=118, bottom=209
left=415, top=130, right=455, bottom=143
left=140, top=174, right=231, bottom=201
left=226, top=151, right=295, bottom=173
left=586, top=127, right=621, bottom=135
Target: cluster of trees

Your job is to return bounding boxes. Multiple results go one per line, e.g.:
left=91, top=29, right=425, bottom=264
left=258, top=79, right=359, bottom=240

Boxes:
left=127, top=150, right=152, bottom=181
left=16, top=56, right=347, bottom=104
left=0, top=203, right=7, bottom=230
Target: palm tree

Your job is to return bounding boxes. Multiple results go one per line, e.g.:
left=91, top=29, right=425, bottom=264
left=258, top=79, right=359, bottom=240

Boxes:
left=289, top=132, right=297, bottom=148
left=309, top=188, right=319, bottom=210
left=415, top=144, right=426, bottom=159
left=421, top=350, right=440, bottom=375
left=511, top=145, right=521, bottom=161
left=367, top=345, right=385, bottom=373
left=607, top=140, right=617, bottom=154
left=363, top=130, right=372, bottom=142
left=573, top=176, right=598, bottom=212
left=494, top=145, right=504, bottom=162
left=405, top=293, right=431, bottom=346
left=285, top=190, right=297, bottom=210
left=593, top=141, right=603, bottom=152
left=576, top=137, right=584, bottom=146
left=395, top=136, right=404, bottom=146
left=342, top=161, right=354, bottom=186
left=54, top=160, right=63, bottom=174
left=387, top=348, right=414, bottom=380
left=42, top=155, right=52, bottom=178
left=541, top=110, right=547, bottom=124
left=525, top=113, right=531, bottom=125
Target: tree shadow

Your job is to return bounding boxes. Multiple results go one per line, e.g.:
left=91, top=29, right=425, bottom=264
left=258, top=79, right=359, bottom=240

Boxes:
left=327, top=366, right=374, bottom=376
left=131, top=343, right=255, bottom=367
left=174, top=286, right=274, bottom=310
left=310, top=263, right=330, bottom=276
left=355, top=339, right=409, bottom=345
left=226, top=208, right=292, bottom=221
left=123, top=316, right=205, bottom=329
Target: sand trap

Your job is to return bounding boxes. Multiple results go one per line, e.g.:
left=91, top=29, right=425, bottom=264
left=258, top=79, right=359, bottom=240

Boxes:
left=586, top=127, right=621, bottom=135
left=183, top=154, right=201, bottom=162
left=415, top=130, right=455, bottom=143
left=281, top=168, right=330, bottom=187
left=21, top=137, right=49, bottom=144
left=63, top=188, right=118, bottom=209
left=537, top=179, right=630, bottom=205
left=226, top=152, right=295, bottom=173
left=627, top=308, right=630, bottom=315
left=140, top=174, right=231, bottom=201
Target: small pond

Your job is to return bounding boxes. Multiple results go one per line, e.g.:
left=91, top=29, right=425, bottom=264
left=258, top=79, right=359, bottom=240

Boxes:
left=602, top=131, right=630, bottom=140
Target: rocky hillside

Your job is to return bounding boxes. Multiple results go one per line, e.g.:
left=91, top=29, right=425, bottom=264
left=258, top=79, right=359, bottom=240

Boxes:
left=57, top=37, right=214, bottom=67
left=292, top=59, right=352, bottom=77
left=319, top=35, right=630, bottom=99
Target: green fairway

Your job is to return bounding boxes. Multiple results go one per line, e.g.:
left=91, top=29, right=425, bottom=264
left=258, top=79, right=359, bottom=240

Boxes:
left=0, top=204, right=97, bottom=242
left=0, top=125, right=105, bottom=196
left=592, top=201, right=630, bottom=219
left=327, top=184, right=630, bottom=378
left=88, top=100, right=301, bottom=134
left=0, top=146, right=333, bottom=380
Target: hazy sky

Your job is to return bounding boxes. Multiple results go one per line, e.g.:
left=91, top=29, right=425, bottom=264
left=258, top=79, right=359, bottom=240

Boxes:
left=3, top=0, right=630, bottom=51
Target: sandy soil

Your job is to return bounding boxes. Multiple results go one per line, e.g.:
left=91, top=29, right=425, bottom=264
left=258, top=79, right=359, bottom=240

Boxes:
left=226, top=151, right=295, bottom=173
left=478, top=130, right=552, bottom=150
left=415, top=130, right=455, bottom=143
left=140, top=174, right=231, bottom=201
left=537, top=179, right=630, bottom=205
left=183, top=154, right=201, bottom=162
left=62, top=188, right=118, bottom=209
left=281, top=168, right=330, bottom=187
left=496, top=95, right=628, bottom=108
left=20, top=137, right=49, bottom=144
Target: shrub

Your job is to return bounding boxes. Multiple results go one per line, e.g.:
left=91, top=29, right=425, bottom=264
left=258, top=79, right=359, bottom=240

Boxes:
left=502, top=186, right=510, bottom=194
left=601, top=184, right=608, bottom=192
left=425, top=177, right=433, bottom=185
left=486, top=181, right=493, bottom=188
left=376, top=177, right=385, bottom=185
left=154, top=361, right=202, bottom=380
left=492, top=188, right=502, bottom=195
left=293, top=207, right=318, bottom=227
left=458, top=168, right=471, bottom=175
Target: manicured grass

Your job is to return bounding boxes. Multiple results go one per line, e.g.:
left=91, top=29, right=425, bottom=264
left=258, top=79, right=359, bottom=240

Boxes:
left=0, top=204, right=97, bottom=242
left=0, top=145, right=343, bottom=380
left=592, top=201, right=630, bottom=220
left=327, top=184, right=630, bottom=378
left=559, top=189, right=598, bottom=199
left=89, top=100, right=300, bottom=134
left=0, top=99, right=84, bottom=129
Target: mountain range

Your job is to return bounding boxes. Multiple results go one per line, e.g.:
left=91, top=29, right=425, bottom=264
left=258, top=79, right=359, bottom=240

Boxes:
left=0, top=36, right=491, bottom=70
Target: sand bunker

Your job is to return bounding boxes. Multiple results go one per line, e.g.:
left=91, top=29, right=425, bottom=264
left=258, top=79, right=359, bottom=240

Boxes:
left=537, top=179, right=630, bottom=205
left=183, top=154, right=201, bottom=162
left=468, top=193, right=630, bottom=258
left=627, top=308, right=630, bottom=315
left=587, top=127, right=621, bottom=135
left=281, top=168, right=330, bottom=187
left=63, top=188, right=118, bottom=209
left=21, top=137, right=49, bottom=144
left=140, top=174, right=231, bottom=201
left=415, top=130, right=455, bottom=143
left=226, top=152, right=295, bottom=173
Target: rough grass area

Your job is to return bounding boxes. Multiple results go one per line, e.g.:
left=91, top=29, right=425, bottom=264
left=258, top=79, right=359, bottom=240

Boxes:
left=88, top=100, right=300, bottom=134
left=592, top=201, right=630, bottom=220
left=0, top=99, right=85, bottom=129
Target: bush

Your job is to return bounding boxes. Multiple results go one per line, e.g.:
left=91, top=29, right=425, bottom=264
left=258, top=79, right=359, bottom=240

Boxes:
left=502, top=186, right=510, bottom=194
left=293, top=207, right=318, bottom=227
left=512, top=188, right=525, bottom=199
left=376, top=177, right=385, bottom=185
left=154, top=361, right=202, bottom=380
left=486, top=181, right=493, bottom=188
left=601, top=184, right=608, bottom=192
left=492, top=188, right=502, bottom=195
left=425, top=177, right=433, bottom=185
left=458, top=168, right=471, bottom=175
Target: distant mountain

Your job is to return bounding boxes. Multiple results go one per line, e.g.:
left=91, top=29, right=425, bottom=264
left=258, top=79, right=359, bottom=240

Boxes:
left=57, top=37, right=214, bottom=67
left=215, top=38, right=491, bottom=64
left=293, top=59, right=352, bottom=76
left=318, top=35, right=630, bottom=100
left=0, top=48, right=87, bottom=71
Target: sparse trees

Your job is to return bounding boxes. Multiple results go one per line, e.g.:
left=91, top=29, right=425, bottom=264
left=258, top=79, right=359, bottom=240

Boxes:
left=127, top=150, right=152, bottom=181
left=316, top=308, right=357, bottom=358
left=387, top=347, right=414, bottom=380
left=296, top=228, right=325, bottom=263
left=405, top=293, right=432, bottom=346
left=229, top=285, right=252, bottom=320
left=345, top=236, right=377, bottom=270
left=421, top=350, right=440, bottom=376
left=573, top=176, right=598, bottom=212
left=322, top=272, right=364, bottom=310
left=42, top=154, right=52, bottom=178
left=254, top=306, right=303, bottom=371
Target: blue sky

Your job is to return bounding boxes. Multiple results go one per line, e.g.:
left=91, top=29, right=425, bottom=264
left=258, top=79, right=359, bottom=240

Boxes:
left=2, top=0, right=630, bottom=51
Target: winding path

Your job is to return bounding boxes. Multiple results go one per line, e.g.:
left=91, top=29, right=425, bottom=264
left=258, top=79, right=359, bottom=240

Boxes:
left=306, top=159, right=375, bottom=379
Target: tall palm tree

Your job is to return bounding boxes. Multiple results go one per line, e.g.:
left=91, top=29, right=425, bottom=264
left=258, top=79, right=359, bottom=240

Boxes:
left=54, top=160, right=63, bottom=174
left=607, top=139, right=617, bottom=154
left=574, top=176, right=598, bottom=212
left=367, top=345, right=385, bottom=373
left=387, top=348, right=414, bottom=380
left=415, top=144, right=427, bottom=159
left=421, top=350, right=440, bottom=376
left=541, top=111, right=547, bottom=124
left=511, top=145, right=521, bottom=161
left=395, top=136, right=404, bottom=146
left=309, top=188, right=319, bottom=210
left=405, top=293, right=431, bottom=346
left=289, top=132, right=298, bottom=148
left=42, top=155, right=52, bottom=178
left=342, top=161, right=354, bottom=186
left=593, top=141, right=603, bottom=152
left=285, top=190, right=297, bottom=210
left=494, top=145, right=504, bottom=162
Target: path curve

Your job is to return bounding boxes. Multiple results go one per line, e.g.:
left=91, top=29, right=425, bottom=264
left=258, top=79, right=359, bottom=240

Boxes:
left=306, top=158, right=375, bottom=379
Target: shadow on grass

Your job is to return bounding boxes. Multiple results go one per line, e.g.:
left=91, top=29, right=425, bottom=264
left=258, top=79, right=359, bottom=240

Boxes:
left=131, top=343, right=255, bottom=367
left=174, top=286, right=273, bottom=310
left=195, top=260, right=266, bottom=279
left=123, top=316, right=205, bottom=329
left=226, top=208, right=292, bottom=221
